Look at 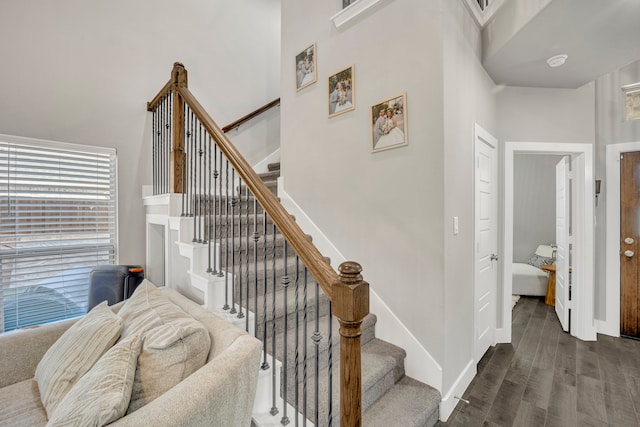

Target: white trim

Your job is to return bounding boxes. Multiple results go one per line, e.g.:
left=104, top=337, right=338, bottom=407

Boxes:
left=330, top=0, right=389, bottom=29
left=278, top=182, right=443, bottom=393
left=439, top=359, right=476, bottom=422
left=503, top=142, right=596, bottom=342
left=369, top=287, right=443, bottom=392
left=252, top=148, right=280, bottom=174
left=0, top=132, right=116, bottom=155
left=603, top=141, right=640, bottom=337
left=494, top=327, right=510, bottom=343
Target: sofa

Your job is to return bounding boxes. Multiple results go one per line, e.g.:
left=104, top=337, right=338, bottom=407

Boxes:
left=0, top=284, right=262, bottom=427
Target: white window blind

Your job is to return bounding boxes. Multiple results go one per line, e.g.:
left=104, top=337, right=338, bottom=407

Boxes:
left=0, top=135, right=117, bottom=333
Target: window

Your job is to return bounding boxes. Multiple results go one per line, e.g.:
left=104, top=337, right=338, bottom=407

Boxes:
left=343, top=0, right=357, bottom=8
left=0, top=135, right=117, bottom=333
left=476, top=0, right=489, bottom=11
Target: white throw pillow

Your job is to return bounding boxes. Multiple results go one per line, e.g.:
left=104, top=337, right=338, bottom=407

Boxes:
left=45, top=333, right=142, bottom=427
left=35, top=301, right=123, bottom=418
left=118, top=280, right=211, bottom=413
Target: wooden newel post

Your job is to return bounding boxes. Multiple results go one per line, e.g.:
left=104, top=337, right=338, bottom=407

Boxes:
left=332, top=261, right=369, bottom=427
left=171, top=62, right=188, bottom=193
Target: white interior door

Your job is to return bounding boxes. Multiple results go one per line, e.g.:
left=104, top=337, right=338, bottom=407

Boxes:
left=474, top=126, right=498, bottom=362
left=555, top=156, right=571, bottom=331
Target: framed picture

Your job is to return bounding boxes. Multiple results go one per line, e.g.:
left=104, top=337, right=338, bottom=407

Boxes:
left=296, top=44, right=317, bottom=91
left=622, top=82, right=640, bottom=121
left=328, top=65, right=355, bottom=117
left=370, top=93, right=407, bottom=153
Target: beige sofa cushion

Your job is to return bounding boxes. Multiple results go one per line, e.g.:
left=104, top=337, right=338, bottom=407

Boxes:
left=0, top=379, right=48, bottom=426
left=46, top=334, right=142, bottom=427
left=118, top=280, right=211, bottom=413
left=35, top=301, right=123, bottom=417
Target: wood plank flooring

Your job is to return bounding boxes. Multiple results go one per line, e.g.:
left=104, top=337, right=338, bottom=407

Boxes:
left=436, top=296, right=640, bottom=427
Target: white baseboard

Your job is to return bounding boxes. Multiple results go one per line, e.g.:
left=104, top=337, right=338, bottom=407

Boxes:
left=278, top=182, right=443, bottom=393
left=494, top=327, right=510, bottom=344
left=439, top=359, right=476, bottom=421
left=253, top=149, right=280, bottom=174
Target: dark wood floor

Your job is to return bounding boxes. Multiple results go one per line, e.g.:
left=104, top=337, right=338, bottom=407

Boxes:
left=436, top=296, right=640, bottom=427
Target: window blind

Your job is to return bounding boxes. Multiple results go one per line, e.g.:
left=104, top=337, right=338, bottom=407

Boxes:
left=0, top=135, right=117, bottom=332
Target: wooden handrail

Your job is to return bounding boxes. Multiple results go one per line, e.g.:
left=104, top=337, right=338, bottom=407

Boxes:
left=222, top=98, right=281, bottom=133
left=178, top=86, right=337, bottom=298
left=147, top=78, right=173, bottom=112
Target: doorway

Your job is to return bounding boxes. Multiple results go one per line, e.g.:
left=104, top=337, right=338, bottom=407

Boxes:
left=500, top=142, right=596, bottom=343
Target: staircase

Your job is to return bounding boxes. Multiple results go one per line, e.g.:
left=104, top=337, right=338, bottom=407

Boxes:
left=239, top=163, right=441, bottom=426
left=146, top=64, right=440, bottom=426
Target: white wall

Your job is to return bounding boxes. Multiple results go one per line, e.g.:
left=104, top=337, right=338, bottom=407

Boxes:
left=513, top=154, right=562, bottom=262
left=442, top=0, right=497, bottom=395
left=0, top=0, right=281, bottom=265
left=496, top=84, right=596, bottom=318
left=281, top=0, right=446, bottom=362
left=496, top=85, right=596, bottom=143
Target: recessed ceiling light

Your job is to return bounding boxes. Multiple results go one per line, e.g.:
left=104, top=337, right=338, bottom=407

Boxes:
left=546, top=54, right=568, bottom=68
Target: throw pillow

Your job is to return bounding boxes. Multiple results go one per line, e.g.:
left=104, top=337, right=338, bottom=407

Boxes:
left=528, top=254, right=554, bottom=269
left=45, top=334, right=142, bottom=427
left=35, top=301, right=123, bottom=418
left=117, top=280, right=211, bottom=413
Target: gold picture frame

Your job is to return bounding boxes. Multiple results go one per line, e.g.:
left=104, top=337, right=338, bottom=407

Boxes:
left=295, top=44, right=317, bottom=91
left=370, top=93, right=407, bottom=153
left=328, top=65, right=355, bottom=117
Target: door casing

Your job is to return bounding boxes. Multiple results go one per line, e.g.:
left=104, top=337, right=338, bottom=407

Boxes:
left=501, top=142, right=596, bottom=343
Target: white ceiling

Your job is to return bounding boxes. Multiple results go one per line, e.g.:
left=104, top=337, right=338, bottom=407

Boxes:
left=482, top=0, right=640, bottom=88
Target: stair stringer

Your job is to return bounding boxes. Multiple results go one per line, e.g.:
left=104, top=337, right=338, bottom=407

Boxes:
left=278, top=182, right=444, bottom=395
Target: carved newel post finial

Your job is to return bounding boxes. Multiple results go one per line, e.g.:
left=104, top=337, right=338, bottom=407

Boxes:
left=339, top=261, right=363, bottom=284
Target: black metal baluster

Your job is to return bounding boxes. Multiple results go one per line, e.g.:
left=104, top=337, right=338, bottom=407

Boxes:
left=261, top=211, right=269, bottom=370
left=217, top=150, right=224, bottom=278
left=245, top=184, right=251, bottom=332
left=197, top=120, right=202, bottom=243
left=193, top=122, right=200, bottom=242
left=313, top=280, right=321, bottom=427
left=206, top=135, right=212, bottom=273
left=236, top=176, right=243, bottom=320
left=197, top=123, right=204, bottom=243
left=294, top=255, right=300, bottom=427
left=210, top=140, right=218, bottom=274
left=303, top=267, right=308, bottom=427
left=162, top=94, right=171, bottom=194
left=189, top=110, right=195, bottom=218
left=152, top=108, right=157, bottom=195
left=270, top=221, right=278, bottom=417
left=181, top=104, right=188, bottom=216
left=230, top=169, right=237, bottom=315
left=167, top=92, right=173, bottom=194
left=327, top=302, right=333, bottom=427
left=159, top=98, right=164, bottom=195
left=158, top=97, right=163, bottom=194
left=281, top=241, right=290, bottom=426
left=253, top=195, right=259, bottom=339
left=223, top=159, right=230, bottom=310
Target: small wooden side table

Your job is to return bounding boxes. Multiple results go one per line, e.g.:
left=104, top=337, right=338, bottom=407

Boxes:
left=540, top=264, right=556, bottom=306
